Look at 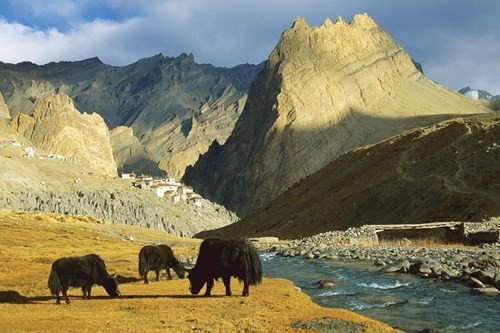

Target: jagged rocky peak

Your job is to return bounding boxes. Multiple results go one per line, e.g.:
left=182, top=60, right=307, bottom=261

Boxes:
left=184, top=13, right=490, bottom=218
left=271, top=13, right=408, bottom=73
left=263, top=13, right=422, bottom=130
left=10, top=93, right=117, bottom=177
left=31, top=93, right=76, bottom=119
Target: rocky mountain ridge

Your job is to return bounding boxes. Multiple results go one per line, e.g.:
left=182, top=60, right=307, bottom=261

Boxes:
left=184, top=14, right=491, bottom=217
left=9, top=93, right=117, bottom=177
left=459, top=86, right=500, bottom=100
left=0, top=53, right=263, bottom=179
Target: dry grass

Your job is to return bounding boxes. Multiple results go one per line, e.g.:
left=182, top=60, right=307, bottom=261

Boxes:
left=0, top=210, right=400, bottom=333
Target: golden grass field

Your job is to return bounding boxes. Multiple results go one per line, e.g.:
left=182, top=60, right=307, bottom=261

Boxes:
left=0, top=210, right=400, bottom=332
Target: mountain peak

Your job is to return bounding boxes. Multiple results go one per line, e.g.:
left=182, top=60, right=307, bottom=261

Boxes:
left=10, top=93, right=117, bottom=177
left=333, top=16, right=347, bottom=26
left=270, top=13, right=405, bottom=72
left=185, top=13, right=490, bottom=217
left=291, top=17, right=309, bottom=30
left=349, top=12, right=378, bottom=29
left=320, top=17, right=336, bottom=29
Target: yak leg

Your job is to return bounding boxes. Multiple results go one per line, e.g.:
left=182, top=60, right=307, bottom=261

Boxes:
left=61, top=282, right=70, bottom=304
left=166, top=268, right=173, bottom=280
left=242, top=280, right=249, bottom=296
left=222, top=275, right=231, bottom=296
left=155, top=269, right=160, bottom=281
left=55, top=290, right=61, bottom=304
left=204, top=279, right=214, bottom=296
left=143, top=272, right=149, bottom=284
left=87, top=285, right=92, bottom=299
left=81, top=286, right=87, bottom=299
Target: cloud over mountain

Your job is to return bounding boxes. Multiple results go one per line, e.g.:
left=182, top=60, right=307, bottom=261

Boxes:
left=0, top=1, right=499, bottom=93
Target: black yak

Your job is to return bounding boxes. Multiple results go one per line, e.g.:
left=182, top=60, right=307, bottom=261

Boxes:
left=138, top=244, right=186, bottom=284
left=47, top=254, right=120, bottom=304
left=188, top=238, right=262, bottom=296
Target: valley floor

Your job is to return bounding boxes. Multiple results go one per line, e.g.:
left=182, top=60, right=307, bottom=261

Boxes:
left=0, top=210, right=398, bottom=333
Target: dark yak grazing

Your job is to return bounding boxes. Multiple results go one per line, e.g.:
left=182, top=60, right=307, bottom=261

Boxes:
left=188, top=238, right=262, bottom=296
left=47, top=253, right=120, bottom=304
left=138, top=244, right=186, bottom=284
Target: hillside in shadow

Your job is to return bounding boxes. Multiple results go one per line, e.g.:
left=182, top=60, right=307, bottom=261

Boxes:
left=196, top=113, right=500, bottom=239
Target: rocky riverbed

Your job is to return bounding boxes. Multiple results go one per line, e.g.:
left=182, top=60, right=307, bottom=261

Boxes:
left=253, top=218, right=500, bottom=295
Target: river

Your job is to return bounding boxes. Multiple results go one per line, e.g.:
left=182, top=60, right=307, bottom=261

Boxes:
left=262, top=253, right=499, bottom=332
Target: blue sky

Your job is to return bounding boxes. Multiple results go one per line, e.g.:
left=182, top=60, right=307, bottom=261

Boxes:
left=0, top=0, right=499, bottom=94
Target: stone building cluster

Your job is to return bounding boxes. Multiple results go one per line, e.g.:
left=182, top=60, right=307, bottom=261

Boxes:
left=121, top=173, right=202, bottom=207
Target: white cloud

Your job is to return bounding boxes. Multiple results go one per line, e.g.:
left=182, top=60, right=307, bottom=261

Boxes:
left=422, top=32, right=500, bottom=94
left=0, top=17, right=149, bottom=65
left=0, top=1, right=499, bottom=94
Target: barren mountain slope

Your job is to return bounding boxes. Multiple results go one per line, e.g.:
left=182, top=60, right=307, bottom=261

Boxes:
left=0, top=93, right=9, bottom=119
left=10, top=93, right=117, bottom=177
left=196, top=113, right=500, bottom=239
left=0, top=54, right=263, bottom=178
left=184, top=14, right=491, bottom=217
left=0, top=119, right=236, bottom=237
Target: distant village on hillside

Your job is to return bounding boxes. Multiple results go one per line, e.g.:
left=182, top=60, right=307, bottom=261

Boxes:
left=121, top=172, right=203, bottom=207
left=1, top=139, right=75, bottom=161
left=2, top=139, right=204, bottom=207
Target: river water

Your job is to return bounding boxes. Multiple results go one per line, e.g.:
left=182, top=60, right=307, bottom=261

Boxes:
left=262, top=253, right=499, bottom=332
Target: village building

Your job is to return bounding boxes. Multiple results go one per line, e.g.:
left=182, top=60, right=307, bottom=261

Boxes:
left=189, top=195, right=203, bottom=207
left=121, top=172, right=136, bottom=180
left=125, top=172, right=203, bottom=207
left=23, top=147, right=35, bottom=158
left=170, top=193, right=181, bottom=204
left=177, top=185, right=194, bottom=201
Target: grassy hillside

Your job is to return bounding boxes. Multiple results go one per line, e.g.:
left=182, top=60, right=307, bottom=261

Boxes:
left=0, top=210, right=398, bottom=333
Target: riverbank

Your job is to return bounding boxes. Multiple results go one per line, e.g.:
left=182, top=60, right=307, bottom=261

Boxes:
left=254, top=219, right=500, bottom=295
left=263, top=255, right=500, bottom=333
left=0, top=210, right=399, bottom=333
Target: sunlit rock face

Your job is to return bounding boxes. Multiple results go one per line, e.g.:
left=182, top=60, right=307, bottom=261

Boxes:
left=0, top=54, right=263, bottom=179
left=184, top=14, right=490, bottom=217
left=10, top=93, right=117, bottom=177
left=0, top=93, right=10, bottom=119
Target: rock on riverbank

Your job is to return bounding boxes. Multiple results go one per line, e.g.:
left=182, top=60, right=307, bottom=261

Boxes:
left=254, top=218, right=500, bottom=295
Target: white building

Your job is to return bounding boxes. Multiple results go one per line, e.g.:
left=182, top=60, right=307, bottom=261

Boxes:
left=121, top=172, right=136, bottom=180
left=23, top=147, right=35, bottom=158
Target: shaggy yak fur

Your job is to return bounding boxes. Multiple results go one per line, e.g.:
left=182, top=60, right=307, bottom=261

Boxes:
left=48, top=253, right=119, bottom=304
left=188, top=238, right=262, bottom=296
left=138, top=244, right=186, bottom=284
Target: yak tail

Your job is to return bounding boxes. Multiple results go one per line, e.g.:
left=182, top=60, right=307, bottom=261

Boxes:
left=246, top=244, right=263, bottom=285
left=138, top=251, right=148, bottom=277
left=47, top=262, right=61, bottom=296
